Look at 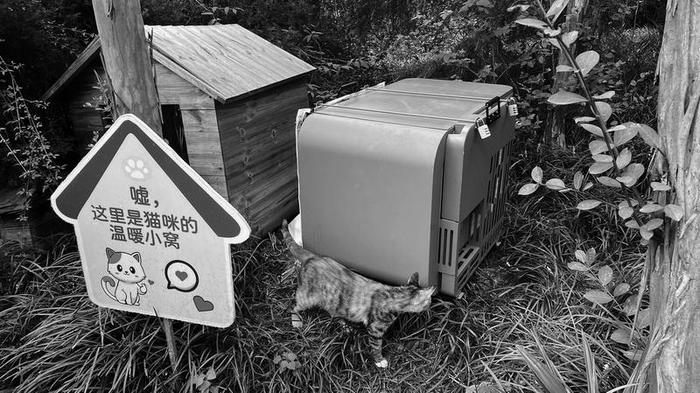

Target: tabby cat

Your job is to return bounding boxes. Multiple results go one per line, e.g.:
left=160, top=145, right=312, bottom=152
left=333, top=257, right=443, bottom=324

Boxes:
left=281, top=220, right=435, bottom=368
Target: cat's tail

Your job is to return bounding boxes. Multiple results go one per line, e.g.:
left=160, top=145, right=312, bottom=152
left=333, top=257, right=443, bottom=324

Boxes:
left=281, top=219, right=315, bottom=264
left=101, top=276, right=118, bottom=301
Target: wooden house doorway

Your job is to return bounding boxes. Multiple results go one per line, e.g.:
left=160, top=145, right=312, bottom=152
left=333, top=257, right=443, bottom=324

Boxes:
left=161, top=105, right=189, bottom=163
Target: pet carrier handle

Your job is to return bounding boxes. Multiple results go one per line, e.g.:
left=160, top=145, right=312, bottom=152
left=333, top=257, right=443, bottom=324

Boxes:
left=484, top=96, right=501, bottom=124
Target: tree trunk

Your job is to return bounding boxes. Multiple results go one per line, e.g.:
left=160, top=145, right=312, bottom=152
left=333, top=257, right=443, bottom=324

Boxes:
left=641, top=1, right=700, bottom=392
left=546, top=0, right=588, bottom=148
left=91, top=0, right=162, bottom=134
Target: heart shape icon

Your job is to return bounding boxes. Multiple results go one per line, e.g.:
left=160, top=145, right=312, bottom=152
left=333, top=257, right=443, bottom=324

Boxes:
left=193, top=296, right=214, bottom=312
left=175, top=270, right=188, bottom=281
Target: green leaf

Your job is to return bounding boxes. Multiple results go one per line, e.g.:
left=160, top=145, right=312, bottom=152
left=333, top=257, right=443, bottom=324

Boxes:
left=623, top=294, right=640, bottom=316
left=592, top=154, right=613, bottom=163
left=640, top=203, right=663, bottom=213
left=568, top=261, right=589, bottom=271
left=548, top=38, right=562, bottom=50
left=589, top=162, right=613, bottom=175
left=544, top=27, right=562, bottom=37
left=664, top=204, right=683, bottom=221
left=583, top=182, right=594, bottom=191
left=651, top=181, right=672, bottom=191
left=556, top=64, right=574, bottom=73
left=507, top=4, right=532, bottom=12
left=598, top=265, right=613, bottom=286
left=581, top=123, right=603, bottom=137
left=573, top=171, right=584, bottom=190
left=577, top=200, right=602, bottom=211
left=532, top=166, right=543, bottom=183
left=598, top=176, right=621, bottom=188
left=616, top=163, right=645, bottom=187
left=206, top=367, right=217, bottom=380
left=613, top=283, right=630, bottom=296
left=515, top=346, right=569, bottom=393
left=561, top=31, right=578, bottom=46
left=644, top=218, right=663, bottom=230
left=640, top=228, right=654, bottom=240
left=581, top=335, right=597, bottom=393
left=613, top=124, right=639, bottom=146
left=192, top=374, right=206, bottom=386
left=592, top=91, right=615, bottom=100
left=574, top=249, right=587, bottom=263
left=516, top=18, right=548, bottom=29
left=607, top=124, right=626, bottom=132
left=595, top=101, right=612, bottom=124
left=548, top=91, right=587, bottom=105
left=545, top=0, right=570, bottom=21
left=616, top=148, right=632, bottom=169
left=545, top=178, right=566, bottom=190
left=610, top=328, right=631, bottom=345
left=575, top=116, right=596, bottom=123
left=622, top=350, right=643, bottom=362
left=624, top=220, right=640, bottom=229
left=637, top=123, right=661, bottom=150
left=576, top=51, right=600, bottom=76
left=620, top=199, right=639, bottom=207
left=637, top=308, right=651, bottom=328
left=518, top=183, right=539, bottom=195
left=584, top=290, right=613, bottom=304
left=589, top=140, right=610, bottom=155
left=586, top=248, right=597, bottom=263
left=618, top=206, right=634, bottom=219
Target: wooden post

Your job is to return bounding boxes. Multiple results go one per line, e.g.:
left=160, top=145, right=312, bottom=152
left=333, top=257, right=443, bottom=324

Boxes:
left=626, top=2, right=700, bottom=392
left=91, top=0, right=177, bottom=371
left=91, top=0, right=162, bottom=135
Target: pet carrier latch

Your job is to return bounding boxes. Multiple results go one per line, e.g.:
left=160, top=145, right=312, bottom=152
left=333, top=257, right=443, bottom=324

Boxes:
left=484, top=96, right=501, bottom=124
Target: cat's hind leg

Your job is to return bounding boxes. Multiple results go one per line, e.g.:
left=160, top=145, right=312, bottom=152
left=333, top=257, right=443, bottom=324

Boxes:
left=291, top=305, right=304, bottom=328
left=291, top=289, right=313, bottom=328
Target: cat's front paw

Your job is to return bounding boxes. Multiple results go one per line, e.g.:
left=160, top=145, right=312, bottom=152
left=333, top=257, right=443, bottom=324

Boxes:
left=291, top=313, right=303, bottom=328
left=374, top=358, right=389, bottom=368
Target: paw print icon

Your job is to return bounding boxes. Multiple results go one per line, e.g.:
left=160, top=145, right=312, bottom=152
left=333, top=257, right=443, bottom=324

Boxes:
left=124, top=158, right=150, bottom=180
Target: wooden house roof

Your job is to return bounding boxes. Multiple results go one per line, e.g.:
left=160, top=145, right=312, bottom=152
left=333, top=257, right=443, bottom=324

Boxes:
left=42, top=24, right=315, bottom=103
left=51, top=115, right=249, bottom=240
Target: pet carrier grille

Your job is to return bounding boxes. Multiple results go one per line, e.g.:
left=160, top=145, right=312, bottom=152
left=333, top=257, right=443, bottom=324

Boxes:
left=437, top=140, right=512, bottom=296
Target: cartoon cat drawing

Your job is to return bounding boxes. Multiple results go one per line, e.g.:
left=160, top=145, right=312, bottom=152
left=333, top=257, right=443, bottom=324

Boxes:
left=101, top=247, right=148, bottom=306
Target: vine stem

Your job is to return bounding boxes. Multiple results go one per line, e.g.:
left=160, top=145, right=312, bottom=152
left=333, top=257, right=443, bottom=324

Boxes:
left=534, top=0, right=646, bottom=220
left=0, top=130, right=26, bottom=172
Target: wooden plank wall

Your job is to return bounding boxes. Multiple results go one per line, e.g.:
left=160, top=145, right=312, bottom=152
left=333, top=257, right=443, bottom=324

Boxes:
left=63, top=60, right=106, bottom=150
left=216, top=79, right=308, bottom=234
left=59, top=61, right=227, bottom=199
left=153, top=63, right=227, bottom=199
left=0, top=215, right=33, bottom=245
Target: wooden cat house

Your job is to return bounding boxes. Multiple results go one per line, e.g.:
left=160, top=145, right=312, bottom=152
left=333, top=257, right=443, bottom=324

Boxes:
left=43, top=24, right=315, bottom=234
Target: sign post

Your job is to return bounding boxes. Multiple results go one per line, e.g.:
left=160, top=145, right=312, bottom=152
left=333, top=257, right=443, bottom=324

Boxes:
left=51, top=114, right=250, bottom=328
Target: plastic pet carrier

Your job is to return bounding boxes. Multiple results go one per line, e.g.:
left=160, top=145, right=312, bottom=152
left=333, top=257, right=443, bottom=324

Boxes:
left=295, top=78, right=515, bottom=296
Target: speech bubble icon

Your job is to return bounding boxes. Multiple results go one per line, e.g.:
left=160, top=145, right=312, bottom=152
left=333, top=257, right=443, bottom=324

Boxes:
left=165, top=260, right=199, bottom=292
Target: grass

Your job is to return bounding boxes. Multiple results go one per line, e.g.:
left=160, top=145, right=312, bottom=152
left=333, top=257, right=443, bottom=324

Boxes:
left=0, top=145, right=648, bottom=393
